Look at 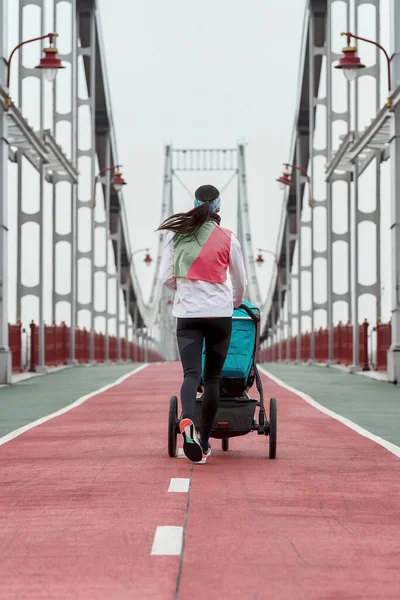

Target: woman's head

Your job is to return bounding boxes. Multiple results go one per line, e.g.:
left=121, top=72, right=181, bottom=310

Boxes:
left=194, top=184, right=220, bottom=213
left=156, top=184, right=221, bottom=236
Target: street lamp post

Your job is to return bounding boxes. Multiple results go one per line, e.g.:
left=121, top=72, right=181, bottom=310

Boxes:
left=125, top=248, right=153, bottom=362
left=116, top=216, right=122, bottom=362
left=133, top=303, right=138, bottom=362
left=256, top=248, right=282, bottom=360
left=0, top=0, right=10, bottom=383
left=335, top=32, right=392, bottom=108
left=144, top=328, right=149, bottom=363
left=93, top=165, right=127, bottom=207
left=124, top=280, right=131, bottom=361
left=277, top=164, right=310, bottom=188
left=130, top=248, right=152, bottom=263
left=129, top=248, right=152, bottom=361
left=276, top=163, right=313, bottom=363
left=5, top=32, right=64, bottom=107
left=92, top=165, right=127, bottom=363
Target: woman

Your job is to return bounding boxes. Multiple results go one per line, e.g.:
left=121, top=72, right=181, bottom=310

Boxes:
left=158, top=184, right=247, bottom=463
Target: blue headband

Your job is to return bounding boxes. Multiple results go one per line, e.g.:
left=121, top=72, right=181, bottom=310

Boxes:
left=194, top=195, right=221, bottom=213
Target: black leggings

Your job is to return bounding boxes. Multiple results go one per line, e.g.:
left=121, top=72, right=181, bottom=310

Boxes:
left=176, top=317, right=232, bottom=444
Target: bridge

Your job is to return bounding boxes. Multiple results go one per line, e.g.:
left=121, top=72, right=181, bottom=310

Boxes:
left=0, top=1, right=400, bottom=598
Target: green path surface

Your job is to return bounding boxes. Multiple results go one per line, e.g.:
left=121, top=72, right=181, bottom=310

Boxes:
left=262, top=363, right=400, bottom=448
left=0, top=364, right=141, bottom=438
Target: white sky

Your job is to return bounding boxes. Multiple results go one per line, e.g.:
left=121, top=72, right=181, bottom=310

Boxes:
left=4, top=0, right=395, bottom=340
left=96, top=0, right=307, bottom=303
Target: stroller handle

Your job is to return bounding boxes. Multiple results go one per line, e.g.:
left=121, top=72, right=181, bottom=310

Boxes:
left=238, top=303, right=260, bottom=323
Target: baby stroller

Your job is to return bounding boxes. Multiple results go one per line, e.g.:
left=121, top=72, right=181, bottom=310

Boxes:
left=168, top=301, right=277, bottom=459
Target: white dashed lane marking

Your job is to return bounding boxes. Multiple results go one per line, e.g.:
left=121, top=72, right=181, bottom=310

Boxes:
left=168, top=478, right=190, bottom=492
left=151, top=526, right=183, bottom=556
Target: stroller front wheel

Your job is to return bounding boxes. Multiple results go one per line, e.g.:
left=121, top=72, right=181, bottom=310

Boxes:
left=221, top=438, right=229, bottom=451
left=269, top=398, right=277, bottom=459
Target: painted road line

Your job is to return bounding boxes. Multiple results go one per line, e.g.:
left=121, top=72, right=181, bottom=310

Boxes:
left=0, top=364, right=148, bottom=448
left=168, top=478, right=190, bottom=492
left=177, top=448, right=185, bottom=458
left=259, top=365, right=400, bottom=459
left=151, top=526, right=183, bottom=556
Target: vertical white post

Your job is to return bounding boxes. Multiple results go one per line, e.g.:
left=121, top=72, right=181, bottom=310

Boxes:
left=37, top=161, right=47, bottom=371
left=116, top=215, right=121, bottom=361
left=69, top=0, right=78, bottom=364
left=125, top=282, right=130, bottom=360
left=296, top=137, right=302, bottom=363
left=133, top=302, right=138, bottom=362
left=0, top=0, right=11, bottom=383
left=36, top=4, right=47, bottom=372
left=388, top=0, right=400, bottom=382
left=144, top=330, right=149, bottom=363
left=104, top=138, right=111, bottom=362
left=285, top=219, right=292, bottom=361
left=277, top=271, right=282, bottom=361
left=326, top=0, right=333, bottom=364
left=309, top=9, right=315, bottom=363
left=352, top=159, right=360, bottom=370
left=89, top=9, right=96, bottom=363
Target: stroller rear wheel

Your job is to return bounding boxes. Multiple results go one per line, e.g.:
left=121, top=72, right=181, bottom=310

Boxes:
left=221, top=438, right=229, bottom=451
left=168, top=396, right=179, bottom=457
left=269, top=398, right=277, bottom=459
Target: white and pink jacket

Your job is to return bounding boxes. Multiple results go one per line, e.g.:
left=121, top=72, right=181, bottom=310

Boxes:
left=159, top=222, right=247, bottom=319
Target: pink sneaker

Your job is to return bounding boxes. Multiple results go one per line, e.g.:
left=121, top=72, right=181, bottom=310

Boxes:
left=179, top=418, right=203, bottom=463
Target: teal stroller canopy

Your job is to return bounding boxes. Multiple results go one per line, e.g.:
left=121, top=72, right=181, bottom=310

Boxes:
left=202, top=300, right=259, bottom=382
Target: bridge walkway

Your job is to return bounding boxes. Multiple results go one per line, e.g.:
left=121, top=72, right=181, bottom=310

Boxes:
left=0, top=362, right=399, bottom=599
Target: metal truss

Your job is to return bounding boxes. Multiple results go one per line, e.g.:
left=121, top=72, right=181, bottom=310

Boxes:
left=14, top=0, right=78, bottom=370
left=0, top=0, right=162, bottom=381
left=263, top=0, right=384, bottom=372
left=76, top=0, right=158, bottom=358
left=149, top=146, right=175, bottom=360
left=0, top=87, right=77, bottom=183
left=326, top=89, right=400, bottom=178
left=260, top=0, right=322, bottom=348
left=157, top=145, right=262, bottom=309
left=237, top=144, right=262, bottom=308
left=143, top=144, right=262, bottom=359
left=326, top=0, right=382, bottom=367
left=172, top=148, right=238, bottom=171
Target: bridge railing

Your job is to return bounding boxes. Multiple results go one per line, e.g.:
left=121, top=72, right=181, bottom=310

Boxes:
left=5, top=323, right=163, bottom=374
left=260, top=321, right=375, bottom=371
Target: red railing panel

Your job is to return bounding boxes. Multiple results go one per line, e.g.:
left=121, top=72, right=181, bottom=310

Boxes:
left=44, top=325, right=56, bottom=366
left=266, top=320, right=370, bottom=369
left=8, top=322, right=22, bottom=373
left=376, top=321, right=391, bottom=371
left=62, top=324, right=70, bottom=364
left=301, top=332, right=310, bottom=362
left=359, top=320, right=369, bottom=371
left=30, top=321, right=38, bottom=372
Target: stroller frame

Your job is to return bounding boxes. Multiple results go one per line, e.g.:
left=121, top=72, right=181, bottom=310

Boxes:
left=168, top=303, right=277, bottom=459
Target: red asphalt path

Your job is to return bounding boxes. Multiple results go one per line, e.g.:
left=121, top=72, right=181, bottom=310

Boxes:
left=0, top=364, right=400, bottom=599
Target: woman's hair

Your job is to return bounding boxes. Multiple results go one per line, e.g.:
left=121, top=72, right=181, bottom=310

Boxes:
left=156, top=184, right=221, bottom=237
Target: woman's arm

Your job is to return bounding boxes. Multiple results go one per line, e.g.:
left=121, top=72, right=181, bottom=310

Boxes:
left=159, top=231, right=177, bottom=291
left=229, top=234, right=247, bottom=308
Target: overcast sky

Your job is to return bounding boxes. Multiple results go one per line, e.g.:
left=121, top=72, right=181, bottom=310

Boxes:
left=95, top=0, right=307, bottom=302
left=4, top=0, right=394, bottom=340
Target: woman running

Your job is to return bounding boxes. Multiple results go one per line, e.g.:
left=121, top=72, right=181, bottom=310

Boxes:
left=158, top=184, right=247, bottom=463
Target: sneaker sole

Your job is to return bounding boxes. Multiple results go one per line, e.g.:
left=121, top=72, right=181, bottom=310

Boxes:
left=199, top=447, right=212, bottom=464
left=180, top=419, right=203, bottom=463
